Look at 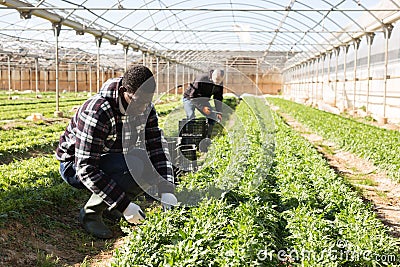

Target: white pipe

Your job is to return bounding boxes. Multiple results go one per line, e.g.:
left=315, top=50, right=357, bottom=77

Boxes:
left=156, top=57, right=159, bottom=95
left=7, top=55, right=11, bottom=98
left=366, top=33, right=374, bottom=113
left=74, top=63, right=78, bottom=96
left=96, top=37, right=101, bottom=92
left=54, top=25, right=60, bottom=112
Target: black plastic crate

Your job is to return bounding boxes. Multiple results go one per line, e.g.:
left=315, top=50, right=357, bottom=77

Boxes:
left=179, top=118, right=208, bottom=138
left=178, top=144, right=197, bottom=172
left=179, top=144, right=197, bottom=160
left=180, top=135, right=204, bottom=149
left=164, top=137, right=181, bottom=165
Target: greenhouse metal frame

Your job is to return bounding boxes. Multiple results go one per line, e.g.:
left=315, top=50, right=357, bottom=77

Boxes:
left=0, top=1, right=400, bottom=114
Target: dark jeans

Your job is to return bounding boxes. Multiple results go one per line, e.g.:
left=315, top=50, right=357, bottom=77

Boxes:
left=183, top=97, right=217, bottom=126
left=59, top=149, right=158, bottom=197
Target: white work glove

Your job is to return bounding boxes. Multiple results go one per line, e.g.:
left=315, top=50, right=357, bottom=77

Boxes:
left=123, top=202, right=146, bottom=225
left=161, top=193, right=178, bottom=211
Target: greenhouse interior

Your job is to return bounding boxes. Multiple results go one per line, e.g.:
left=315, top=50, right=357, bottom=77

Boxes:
left=1, top=0, right=400, bottom=266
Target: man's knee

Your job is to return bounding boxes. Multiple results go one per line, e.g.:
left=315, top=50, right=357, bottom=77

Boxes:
left=59, top=161, right=85, bottom=189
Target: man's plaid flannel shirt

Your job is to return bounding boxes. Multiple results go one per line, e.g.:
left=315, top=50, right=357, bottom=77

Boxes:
left=55, top=77, right=174, bottom=213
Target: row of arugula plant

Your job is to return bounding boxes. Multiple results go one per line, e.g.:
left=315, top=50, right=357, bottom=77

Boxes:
left=0, top=99, right=88, bottom=121
left=111, top=97, right=398, bottom=266
left=0, top=92, right=181, bottom=120
left=271, top=107, right=398, bottom=266
left=0, top=100, right=182, bottom=164
left=267, top=97, right=400, bottom=182
left=0, top=97, right=86, bottom=110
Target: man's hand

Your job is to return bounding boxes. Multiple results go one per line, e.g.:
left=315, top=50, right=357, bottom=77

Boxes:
left=161, top=193, right=178, bottom=211
left=123, top=202, right=146, bottom=224
left=202, top=106, right=211, bottom=115
left=216, top=113, right=222, bottom=122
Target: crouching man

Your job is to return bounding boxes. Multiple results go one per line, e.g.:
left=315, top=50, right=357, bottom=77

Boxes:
left=55, top=65, right=177, bottom=238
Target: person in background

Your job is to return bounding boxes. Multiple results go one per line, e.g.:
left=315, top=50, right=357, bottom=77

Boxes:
left=182, top=69, right=225, bottom=138
left=55, top=65, right=177, bottom=239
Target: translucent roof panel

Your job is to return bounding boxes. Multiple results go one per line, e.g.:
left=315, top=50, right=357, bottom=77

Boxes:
left=1, top=0, right=399, bottom=71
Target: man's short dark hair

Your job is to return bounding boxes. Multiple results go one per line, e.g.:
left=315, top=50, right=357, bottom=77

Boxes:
left=122, top=65, right=156, bottom=94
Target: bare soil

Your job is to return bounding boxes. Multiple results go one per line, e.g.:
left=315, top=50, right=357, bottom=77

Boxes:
left=273, top=107, right=400, bottom=238
left=0, top=199, right=126, bottom=267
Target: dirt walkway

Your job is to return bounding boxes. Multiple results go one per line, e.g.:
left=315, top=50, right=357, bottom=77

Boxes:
left=272, top=106, right=400, bottom=238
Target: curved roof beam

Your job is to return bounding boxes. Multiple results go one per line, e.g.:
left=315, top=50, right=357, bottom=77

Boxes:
left=115, top=0, right=210, bottom=51
left=149, top=10, right=319, bottom=56
left=262, top=0, right=295, bottom=59
left=115, top=1, right=323, bottom=56
left=0, top=0, right=192, bottom=65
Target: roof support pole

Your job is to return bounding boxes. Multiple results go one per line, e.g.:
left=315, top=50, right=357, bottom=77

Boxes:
left=29, top=68, right=32, bottom=92
left=307, top=61, right=311, bottom=101
left=312, top=60, right=316, bottom=103
left=366, top=33, right=375, bottom=113
left=167, top=61, right=170, bottom=94
left=300, top=64, right=304, bottom=99
left=89, top=65, right=93, bottom=95
left=19, top=68, right=22, bottom=91
left=312, top=59, right=316, bottom=104
left=182, top=65, right=185, bottom=94
left=44, top=69, right=47, bottom=92
left=7, top=55, right=11, bottom=99
left=255, top=59, right=259, bottom=95
left=297, top=66, right=300, bottom=99
left=74, top=63, right=78, bottom=96
left=35, top=57, right=39, bottom=97
left=225, top=60, right=228, bottom=88
left=321, top=54, right=326, bottom=101
left=188, top=65, right=191, bottom=85
left=383, top=24, right=393, bottom=121
left=101, top=66, right=104, bottom=85
left=310, top=61, right=314, bottom=103
left=284, top=70, right=288, bottom=97
left=292, top=68, right=295, bottom=97
left=292, top=67, right=296, bottom=98
left=293, top=67, right=297, bottom=98
left=301, top=66, right=304, bottom=98
left=175, top=63, right=178, bottom=96
left=149, top=55, right=153, bottom=73
left=328, top=51, right=332, bottom=102
left=334, top=47, right=340, bottom=107
left=342, top=44, right=350, bottom=111
left=53, top=22, right=62, bottom=117
left=352, top=39, right=361, bottom=112
left=156, top=57, right=159, bottom=96
left=302, top=64, right=305, bottom=98
left=315, top=58, right=319, bottom=104
left=142, top=52, right=146, bottom=66
left=295, top=67, right=298, bottom=97
left=124, top=46, right=129, bottom=72
left=95, top=36, right=102, bottom=93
